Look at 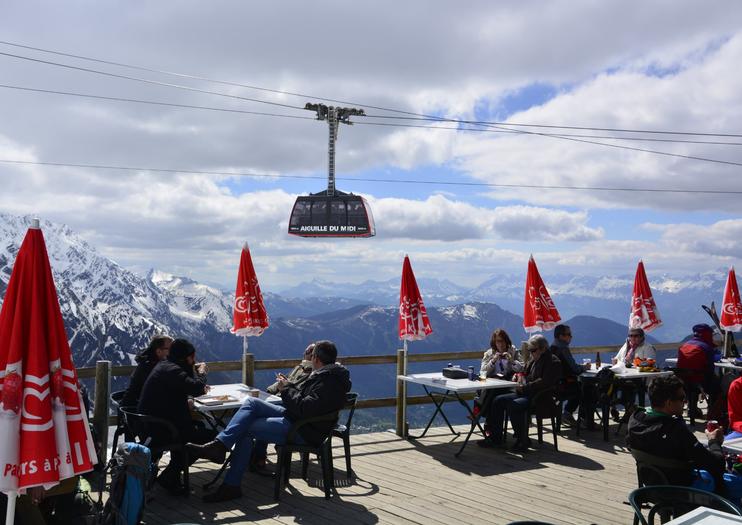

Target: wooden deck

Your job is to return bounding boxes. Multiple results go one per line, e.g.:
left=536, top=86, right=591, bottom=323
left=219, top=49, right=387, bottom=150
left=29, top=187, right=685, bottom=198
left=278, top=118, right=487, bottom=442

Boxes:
left=138, top=419, right=683, bottom=525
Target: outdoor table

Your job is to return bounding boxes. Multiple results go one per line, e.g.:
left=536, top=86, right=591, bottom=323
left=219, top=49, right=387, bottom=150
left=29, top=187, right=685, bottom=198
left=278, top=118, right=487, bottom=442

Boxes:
left=666, top=357, right=742, bottom=378
left=194, top=382, right=281, bottom=429
left=661, top=506, right=742, bottom=524
left=399, top=372, right=516, bottom=457
left=580, top=365, right=672, bottom=441
left=722, top=436, right=742, bottom=454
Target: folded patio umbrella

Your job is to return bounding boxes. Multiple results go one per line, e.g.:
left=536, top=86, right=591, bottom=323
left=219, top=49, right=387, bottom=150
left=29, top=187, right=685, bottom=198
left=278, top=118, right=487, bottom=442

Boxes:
left=399, top=255, right=433, bottom=344
left=629, top=260, right=662, bottom=333
left=230, top=242, right=269, bottom=355
left=721, top=266, right=742, bottom=332
left=0, top=219, right=97, bottom=524
left=523, top=255, right=561, bottom=334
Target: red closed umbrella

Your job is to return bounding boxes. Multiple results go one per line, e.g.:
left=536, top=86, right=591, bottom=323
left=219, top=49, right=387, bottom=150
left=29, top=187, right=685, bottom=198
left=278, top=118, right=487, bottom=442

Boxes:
left=629, top=260, right=662, bottom=333
left=398, top=255, right=432, bottom=437
left=0, top=219, right=97, bottom=523
left=230, top=242, right=269, bottom=356
left=399, top=255, right=433, bottom=342
left=721, top=267, right=742, bottom=332
left=523, top=255, right=561, bottom=333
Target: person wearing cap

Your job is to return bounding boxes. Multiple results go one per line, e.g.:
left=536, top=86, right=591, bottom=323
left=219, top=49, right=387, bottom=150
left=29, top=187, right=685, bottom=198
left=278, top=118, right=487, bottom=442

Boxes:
left=137, top=338, right=215, bottom=493
left=677, top=323, right=722, bottom=418
left=479, top=334, right=562, bottom=452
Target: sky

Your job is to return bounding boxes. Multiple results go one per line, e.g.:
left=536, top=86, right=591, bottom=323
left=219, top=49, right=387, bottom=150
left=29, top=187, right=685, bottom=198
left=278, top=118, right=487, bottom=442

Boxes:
left=0, top=1, right=741, bottom=291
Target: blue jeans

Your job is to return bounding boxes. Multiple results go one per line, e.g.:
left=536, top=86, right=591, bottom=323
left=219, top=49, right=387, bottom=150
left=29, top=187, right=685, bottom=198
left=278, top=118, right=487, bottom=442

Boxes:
left=486, top=392, right=530, bottom=443
left=217, top=397, right=302, bottom=486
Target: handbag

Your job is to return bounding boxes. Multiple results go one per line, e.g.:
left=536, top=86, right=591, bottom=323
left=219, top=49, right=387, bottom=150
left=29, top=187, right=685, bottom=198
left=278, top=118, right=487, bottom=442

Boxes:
left=442, top=367, right=468, bottom=379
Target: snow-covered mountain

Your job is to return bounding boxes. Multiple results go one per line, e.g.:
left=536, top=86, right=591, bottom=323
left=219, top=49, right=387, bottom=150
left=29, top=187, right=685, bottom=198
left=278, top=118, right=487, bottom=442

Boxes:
left=0, top=213, right=238, bottom=366
left=0, top=212, right=729, bottom=373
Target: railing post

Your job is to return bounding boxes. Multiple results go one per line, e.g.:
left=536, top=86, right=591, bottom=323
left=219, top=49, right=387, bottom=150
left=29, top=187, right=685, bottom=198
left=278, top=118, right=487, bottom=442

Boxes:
left=93, top=360, right=111, bottom=465
left=242, top=352, right=255, bottom=386
left=396, top=349, right=407, bottom=437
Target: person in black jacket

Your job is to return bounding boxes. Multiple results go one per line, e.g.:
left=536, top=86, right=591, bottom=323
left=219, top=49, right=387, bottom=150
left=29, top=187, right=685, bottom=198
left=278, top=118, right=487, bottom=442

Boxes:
left=121, top=335, right=172, bottom=408
left=627, top=374, right=742, bottom=501
left=137, top=338, right=213, bottom=493
left=187, top=340, right=352, bottom=503
left=479, top=334, right=562, bottom=452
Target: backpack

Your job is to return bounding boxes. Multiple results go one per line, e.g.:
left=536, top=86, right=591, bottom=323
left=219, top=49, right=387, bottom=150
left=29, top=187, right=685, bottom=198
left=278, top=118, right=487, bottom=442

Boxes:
left=594, top=367, right=616, bottom=402
left=101, top=442, right=152, bottom=525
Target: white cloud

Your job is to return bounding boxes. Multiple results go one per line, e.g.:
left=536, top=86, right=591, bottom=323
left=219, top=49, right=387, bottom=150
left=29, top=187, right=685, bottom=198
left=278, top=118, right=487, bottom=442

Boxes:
left=372, top=196, right=602, bottom=241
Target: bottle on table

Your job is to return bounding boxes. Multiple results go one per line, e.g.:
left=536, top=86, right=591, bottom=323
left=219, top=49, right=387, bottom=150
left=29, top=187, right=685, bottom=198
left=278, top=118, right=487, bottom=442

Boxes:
left=595, top=352, right=602, bottom=368
left=468, top=366, right=476, bottom=381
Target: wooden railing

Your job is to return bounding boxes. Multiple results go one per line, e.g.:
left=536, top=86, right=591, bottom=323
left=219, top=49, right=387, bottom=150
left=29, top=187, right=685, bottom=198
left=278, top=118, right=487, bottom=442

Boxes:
left=80, top=342, right=682, bottom=463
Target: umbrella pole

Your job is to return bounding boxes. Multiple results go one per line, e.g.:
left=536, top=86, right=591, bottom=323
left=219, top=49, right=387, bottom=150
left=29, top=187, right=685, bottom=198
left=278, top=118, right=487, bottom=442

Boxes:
left=5, top=491, right=16, bottom=525
left=402, top=340, right=408, bottom=437
left=725, top=331, right=731, bottom=359
left=243, top=336, right=248, bottom=356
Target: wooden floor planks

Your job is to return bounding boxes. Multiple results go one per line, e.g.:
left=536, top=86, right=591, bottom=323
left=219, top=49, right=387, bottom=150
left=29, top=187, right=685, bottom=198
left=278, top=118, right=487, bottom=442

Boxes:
left=140, top=421, right=702, bottom=524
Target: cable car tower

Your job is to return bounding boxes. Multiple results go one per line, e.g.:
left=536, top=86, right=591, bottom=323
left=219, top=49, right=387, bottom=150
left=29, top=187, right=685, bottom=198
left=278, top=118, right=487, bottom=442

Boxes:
left=287, top=103, right=376, bottom=238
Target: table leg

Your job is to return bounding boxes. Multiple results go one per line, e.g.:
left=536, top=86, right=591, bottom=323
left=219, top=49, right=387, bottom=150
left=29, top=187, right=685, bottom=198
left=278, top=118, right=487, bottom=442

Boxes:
left=602, top=398, right=609, bottom=441
left=407, top=387, right=460, bottom=439
left=454, top=394, right=486, bottom=457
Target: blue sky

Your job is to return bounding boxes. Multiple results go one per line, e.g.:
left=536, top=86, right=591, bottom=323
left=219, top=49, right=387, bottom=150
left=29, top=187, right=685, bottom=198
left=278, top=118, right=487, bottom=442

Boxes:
left=0, top=1, right=741, bottom=290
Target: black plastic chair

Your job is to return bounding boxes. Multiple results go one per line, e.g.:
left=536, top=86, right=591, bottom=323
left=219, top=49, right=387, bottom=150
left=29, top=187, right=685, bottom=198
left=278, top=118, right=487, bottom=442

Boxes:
left=274, top=411, right=339, bottom=500
left=528, top=387, right=560, bottom=451
left=503, top=387, right=560, bottom=451
left=332, top=392, right=358, bottom=478
left=110, top=390, right=133, bottom=458
left=629, top=485, right=741, bottom=525
left=120, top=407, right=190, bottom=495
left=630, top=448, right=694, bottom=488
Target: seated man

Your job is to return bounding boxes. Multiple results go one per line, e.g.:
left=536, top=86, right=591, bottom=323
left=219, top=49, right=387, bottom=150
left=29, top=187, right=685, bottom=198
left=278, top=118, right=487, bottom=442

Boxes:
left=187, top=340, right=351, bottom=502
left=265, top=343, right=315, bottom=394
left=627, top=374, right=742, bottom=501
left=479, top=334, right=562, bottom=451
left=677, top=323, right=722, bottom=418
left=250, top=342, right=316, bottom=475
left=609, top=327, right=657, bottom=421
left=137, top=338, right=214, bottom=493
left=549, top=324, right=588, bottom=427
left=121, top=334, right=173, bottom=408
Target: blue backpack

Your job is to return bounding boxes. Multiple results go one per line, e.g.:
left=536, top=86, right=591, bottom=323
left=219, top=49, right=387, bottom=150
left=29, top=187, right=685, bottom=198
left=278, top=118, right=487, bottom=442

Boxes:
left=101, top=442, right=152, bottom=525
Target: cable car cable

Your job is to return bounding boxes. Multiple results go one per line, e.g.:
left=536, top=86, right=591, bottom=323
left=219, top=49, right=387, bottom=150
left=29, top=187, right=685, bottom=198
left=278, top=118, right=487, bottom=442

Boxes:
left=2, top=83, right=742, bottom=149
left=1, top=40, right=741, bottom=139
left=1, top=158, right=740, bottom=195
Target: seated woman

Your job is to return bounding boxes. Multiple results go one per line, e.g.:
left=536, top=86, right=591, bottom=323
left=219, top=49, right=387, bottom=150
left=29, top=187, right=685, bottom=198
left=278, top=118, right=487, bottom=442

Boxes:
left=121, top=334, right=173, bottom=408
left=473, top=329, right=523, bottom=422
left=610, top=327, right=656, bottom=421
left=480, top=328, right=523, bottom=381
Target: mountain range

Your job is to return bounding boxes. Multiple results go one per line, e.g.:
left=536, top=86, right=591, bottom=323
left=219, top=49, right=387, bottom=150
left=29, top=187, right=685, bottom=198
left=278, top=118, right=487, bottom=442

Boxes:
left=1, top=212, right=730, bottom=430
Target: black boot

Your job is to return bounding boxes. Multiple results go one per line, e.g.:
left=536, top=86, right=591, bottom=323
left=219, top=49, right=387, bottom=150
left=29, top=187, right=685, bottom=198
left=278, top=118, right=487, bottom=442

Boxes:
left=186, top=439, right=227, bottom=464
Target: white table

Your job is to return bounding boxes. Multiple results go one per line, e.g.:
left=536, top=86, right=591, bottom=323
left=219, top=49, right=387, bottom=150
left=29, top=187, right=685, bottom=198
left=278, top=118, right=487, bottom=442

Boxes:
left=662, top=506, right=742, bottom=524
left=581, top=365, right=673, bottom=441
left=194, top=383, right=281, bottom=413
left=722, top=436, right=742, bottom=454
left=399, top=372, right=517, bottom=456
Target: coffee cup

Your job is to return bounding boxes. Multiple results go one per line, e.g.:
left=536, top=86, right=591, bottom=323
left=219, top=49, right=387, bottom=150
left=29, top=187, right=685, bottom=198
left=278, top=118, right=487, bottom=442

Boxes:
left=249, top=388, right=260, bottom=398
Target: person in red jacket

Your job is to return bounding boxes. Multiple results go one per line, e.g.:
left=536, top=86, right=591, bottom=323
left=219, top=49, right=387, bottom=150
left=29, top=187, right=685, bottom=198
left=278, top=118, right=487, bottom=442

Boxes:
left=727, top=376, right=742, bottom=440
left=677, top=323, right=721, bottom=417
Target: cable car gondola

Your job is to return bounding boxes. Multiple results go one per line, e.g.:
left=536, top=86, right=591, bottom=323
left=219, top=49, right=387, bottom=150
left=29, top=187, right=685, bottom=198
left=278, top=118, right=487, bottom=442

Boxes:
left=288, top=190, right=375, bottom=237
left=288, top=103, right=376, bottom=238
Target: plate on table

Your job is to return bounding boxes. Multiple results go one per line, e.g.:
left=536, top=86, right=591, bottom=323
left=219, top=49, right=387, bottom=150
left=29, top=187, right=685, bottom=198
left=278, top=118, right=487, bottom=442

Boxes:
left=195, top=394, right=239, bottom=406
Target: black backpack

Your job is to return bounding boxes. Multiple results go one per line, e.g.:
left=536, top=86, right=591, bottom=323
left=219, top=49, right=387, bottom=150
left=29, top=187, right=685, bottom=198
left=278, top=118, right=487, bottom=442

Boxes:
left=100, top=442, right=152, bottom=525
